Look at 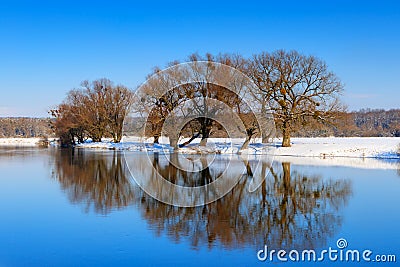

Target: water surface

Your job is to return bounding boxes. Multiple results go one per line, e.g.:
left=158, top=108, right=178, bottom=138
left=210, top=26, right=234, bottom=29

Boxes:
left=0, top=148, right=399, bottom=266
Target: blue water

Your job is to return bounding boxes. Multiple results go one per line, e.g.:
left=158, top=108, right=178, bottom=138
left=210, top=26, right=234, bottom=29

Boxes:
left=0, top=148, right=399, bottom=266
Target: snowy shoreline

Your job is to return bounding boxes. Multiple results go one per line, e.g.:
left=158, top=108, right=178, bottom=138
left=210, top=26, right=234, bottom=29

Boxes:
left=0, top=138, right=47, bottom=147
left=273, top=137, right=400, bottom=159
left=73, top=136, right=400, bottom=170
left=1, top=137, right=398, bottom=169
left=1, top=136, right=399, bottom=159
left=73, top=136, right=400, bottom=158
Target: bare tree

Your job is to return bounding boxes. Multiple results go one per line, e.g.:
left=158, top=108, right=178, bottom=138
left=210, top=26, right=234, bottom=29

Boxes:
left=51, top=78, right=133, bottom=145
left=105, top=85, right=134, bottom=142
left=79, top=79, right=111, bottom=142
left=132, top=63, right=187, bottom=146
left=133, top=53, right=273, bottom=151
left=50, top=95, right=87, bottom=146
left=246, top=50, right=344, bottom=147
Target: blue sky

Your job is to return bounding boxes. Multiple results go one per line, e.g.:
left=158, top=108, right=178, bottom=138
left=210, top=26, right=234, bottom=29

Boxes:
left=0, top=0, right=399, bottom=117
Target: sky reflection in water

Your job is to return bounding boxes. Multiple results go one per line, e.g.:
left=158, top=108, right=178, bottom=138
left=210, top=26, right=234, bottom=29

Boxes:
left=0, top=148, right=399, bottom=266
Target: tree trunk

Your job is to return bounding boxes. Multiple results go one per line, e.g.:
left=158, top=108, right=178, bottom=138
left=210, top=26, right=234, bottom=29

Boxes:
left=113, top=124, right=123, bottom=143
left=261, top=162, right=270, bottom=209
left=241, top=158, right=253, bottom=177
left=282, top=120, right=291, bottom=147
left=199, top=137, right=208, bottom=147
left=92, top=135, right=102, bottom=142
left=200, top=157, right=213, bottom=185
left=153, top=135, right=159, bottom=144
left=282, top=162, right=291, bottom=187
left=261, top=103, right=270, bottom=143
left=262, top=134, right=269, bottom=143
left=111, top=132, right=119, bottom=143
left=179, top=132, right=200, bottom=148
left=280, top=162, right=291, bottom=225
left=196, top=117, right=214, bottom=147
left=239, top=135, right=251, bottom=152
left=168, top=153, right=179, bottom=184
left=262, top=128, right=274, bottom=143
left=199, top=123, right=211, bottom=147
left=169, top=135, right=178, bottom=149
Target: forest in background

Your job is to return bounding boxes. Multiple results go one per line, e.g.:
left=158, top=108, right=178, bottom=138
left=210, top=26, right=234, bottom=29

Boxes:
left=293, top=109, right=400, bottom=137
left=0, top=117, right=53, bottom=138
left=1, top=108, right=400, bottom=139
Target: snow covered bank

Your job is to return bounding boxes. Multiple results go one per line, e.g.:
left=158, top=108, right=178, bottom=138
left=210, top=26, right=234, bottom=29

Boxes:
left=273, top=155, right=399, bottom=170
left=274, top=137, right=400, bottom=159
left=75, top=137, right=273, bottom=154
left=0, top=138, right=46, bottom=147
left=75, top=137, right=400, bottom=159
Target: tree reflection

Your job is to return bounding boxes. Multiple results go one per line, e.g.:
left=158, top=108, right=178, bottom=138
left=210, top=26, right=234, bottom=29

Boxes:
left=136, top=160, right=352, bottom=250
left=150, top=153, right=224, bottom=186
left=51, top=149, right=136, bottom=214
left=51, top=150, right=352, bottom=250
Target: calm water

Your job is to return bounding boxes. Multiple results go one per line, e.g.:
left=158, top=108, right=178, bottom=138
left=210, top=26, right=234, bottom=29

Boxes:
left=0, top=148, right=399, bottom=267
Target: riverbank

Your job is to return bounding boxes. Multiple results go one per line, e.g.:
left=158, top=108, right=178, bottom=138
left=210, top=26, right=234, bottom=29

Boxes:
left=2, top=136, right=399, bottom=159
left=74, top=136, right=400, bottom=158
left=0, top=138, right=48, bottom=147
left=75, top=136, right=400, bottom=170
left=273, top=137, right=399, bottom=159
left=1, top=137, right=398, bottom=170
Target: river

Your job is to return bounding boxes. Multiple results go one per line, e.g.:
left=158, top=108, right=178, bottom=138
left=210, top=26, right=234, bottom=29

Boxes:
left=0, top=148, right=399, bottom=266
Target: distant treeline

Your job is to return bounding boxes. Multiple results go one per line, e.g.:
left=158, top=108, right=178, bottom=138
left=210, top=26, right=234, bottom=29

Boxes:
left=1, top=108, right=399, bottom=139
left=293, top=108, right=400, bottom=137
left=0, top=117, right=54, bottom=138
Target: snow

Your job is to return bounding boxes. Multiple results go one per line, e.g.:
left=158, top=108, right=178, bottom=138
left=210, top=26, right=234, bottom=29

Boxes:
left=75, top=137, right=275, bottom=155
left=271, top=137, right=400, bottom=170
left=0, top=138, right=44, bottom=147
left=273, top=155, right=399, bottom=170
left=1, top=136, right=398, bottom=169
left=75, top=136, right=400, bottom=159
left=273, top=137, right=400, bottom=159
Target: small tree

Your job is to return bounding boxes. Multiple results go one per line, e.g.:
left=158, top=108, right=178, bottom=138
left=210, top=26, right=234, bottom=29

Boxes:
left=247, top=50, right=344, bottom=147
left=49, top=103, right=85, bottom=146
left=51, top=78, right=133, bottom=145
